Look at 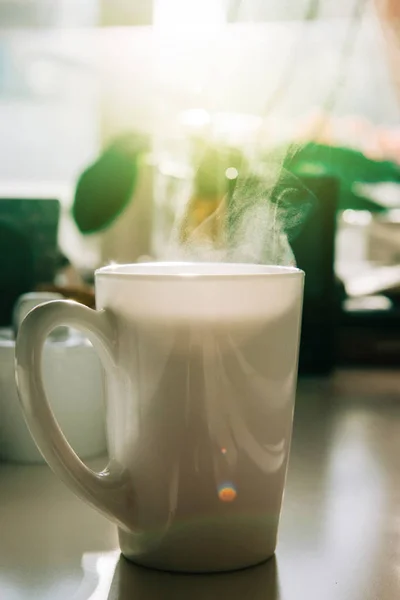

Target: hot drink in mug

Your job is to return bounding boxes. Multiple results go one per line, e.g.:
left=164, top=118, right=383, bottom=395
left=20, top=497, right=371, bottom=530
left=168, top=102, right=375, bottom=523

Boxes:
left=15, top=262, right=303, bottom=573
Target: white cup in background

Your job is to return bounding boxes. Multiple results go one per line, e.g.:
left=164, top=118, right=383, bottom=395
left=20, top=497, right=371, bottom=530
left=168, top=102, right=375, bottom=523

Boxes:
left=13, top=292, right=72, bottom=341
left=0, top=292, right=107, bottom=463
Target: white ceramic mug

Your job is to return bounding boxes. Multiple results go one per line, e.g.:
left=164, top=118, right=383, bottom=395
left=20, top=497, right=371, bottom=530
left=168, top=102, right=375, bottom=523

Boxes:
left=15, top=262, right=304, bottom=573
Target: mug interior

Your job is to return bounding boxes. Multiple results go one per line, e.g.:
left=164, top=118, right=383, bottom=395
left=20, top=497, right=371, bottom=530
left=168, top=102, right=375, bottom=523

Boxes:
left=95, top=262, right=304, bottom=325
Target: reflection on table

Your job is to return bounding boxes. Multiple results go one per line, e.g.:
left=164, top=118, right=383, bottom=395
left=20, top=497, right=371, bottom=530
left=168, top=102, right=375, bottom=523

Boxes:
left=0, top=371, right=399, bottom=600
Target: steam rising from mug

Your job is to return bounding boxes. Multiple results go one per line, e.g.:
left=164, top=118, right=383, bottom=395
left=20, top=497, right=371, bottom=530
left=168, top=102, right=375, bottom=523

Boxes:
left=164, top=149, right=316, bottom=266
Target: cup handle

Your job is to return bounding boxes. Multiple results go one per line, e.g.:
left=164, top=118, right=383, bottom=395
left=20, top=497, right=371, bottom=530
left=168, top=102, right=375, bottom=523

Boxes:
left=15, top=300, right=135, bottom=531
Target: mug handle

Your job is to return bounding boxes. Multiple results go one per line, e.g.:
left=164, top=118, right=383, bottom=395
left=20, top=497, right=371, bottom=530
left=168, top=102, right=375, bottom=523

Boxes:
left=15, top=300, right=134, bottom=531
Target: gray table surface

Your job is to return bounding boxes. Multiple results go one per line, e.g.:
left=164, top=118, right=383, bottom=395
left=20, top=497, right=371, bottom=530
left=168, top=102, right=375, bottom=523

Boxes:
left=1, top=369, right=399, bottom=600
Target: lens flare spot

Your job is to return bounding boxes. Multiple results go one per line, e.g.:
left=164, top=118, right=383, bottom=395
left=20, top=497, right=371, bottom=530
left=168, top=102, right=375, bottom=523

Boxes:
left=218, top=484, right=237, bottom=502
left=221, top=447, right=227, bottom=455
left=225, top=167, right=238, bottom=180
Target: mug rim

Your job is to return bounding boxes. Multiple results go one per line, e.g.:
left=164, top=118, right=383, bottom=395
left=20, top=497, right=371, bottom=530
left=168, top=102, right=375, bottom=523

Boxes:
left=96, top=262, right=304, bottom=280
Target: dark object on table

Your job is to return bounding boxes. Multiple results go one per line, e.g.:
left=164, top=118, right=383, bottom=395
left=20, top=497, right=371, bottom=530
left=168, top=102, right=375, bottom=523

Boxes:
left=73, top=132, right=149, bottom=234
left=291, top=175, right=339, bottom=375
left=338, top=294, right=400, bottom=366
left=338, top=305, right=400, bottom=366
left=0, top=197, right=60, bottom=285
left=0, top=220, right=35, bottom=326
left=0, top=197, right=60, bottom=326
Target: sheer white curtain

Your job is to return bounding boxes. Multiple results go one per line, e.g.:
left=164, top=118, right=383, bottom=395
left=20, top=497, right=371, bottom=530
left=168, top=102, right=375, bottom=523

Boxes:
left=0, top=1, right=99, bottom=186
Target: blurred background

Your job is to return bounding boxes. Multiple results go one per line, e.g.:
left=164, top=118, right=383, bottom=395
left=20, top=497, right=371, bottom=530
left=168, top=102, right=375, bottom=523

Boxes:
left=1, top=0, right=400, bottom=374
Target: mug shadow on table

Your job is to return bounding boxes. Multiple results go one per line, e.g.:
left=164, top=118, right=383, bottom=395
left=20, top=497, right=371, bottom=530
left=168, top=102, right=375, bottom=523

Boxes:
left=107, top=555, right=279, bottom=600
